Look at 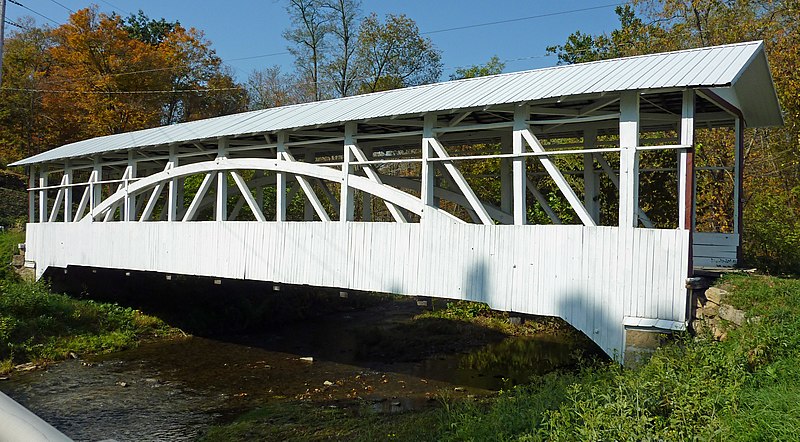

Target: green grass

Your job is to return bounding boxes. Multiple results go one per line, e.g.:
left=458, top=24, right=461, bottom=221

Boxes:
left=434, top=273, right=800, bottom=441
left=420, top=300, right=577, bottom=337
left=0, top=230, right=181, bottom=372
left=201, top=401, right=441, bottom=442
left=0, top=229, right=24, bottom=280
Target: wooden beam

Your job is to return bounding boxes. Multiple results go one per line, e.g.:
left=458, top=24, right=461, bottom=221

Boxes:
left=167, top=145, right=178, bottom=222
left=75, top=185, right=89, bottom=221
left=361, top=146, right=372, bottom=221
left=421, top=114, right=436, bottom=207
left=48, top=174, right=68, bottom=222
left=593, top=153, right=654, bottom=228
left=282, top=149, right=332, bottom=222
left=427, top=137, right=493, bottom=225
left=276, top=133, right=287, bottom=222
left=349, top=143, right=407, bottom=223
left=678, top=90, right=695, bottom=230
left=583, top=129, right=600, bottom=224
left=521, top=129, right=597, bottom=226
left=525, top=177, right=561, bottom=224
left=340, top=122, right=356, bottom=222
left=90, top=158, right=102, bottom=218
left=38, top=170, right=47, bottom=223
left=378, top=173, right=513, bottom=225
left=734, top=117, right=743, bottom=260
left=183, top=173, right=214, bottom=222
left=231, top=171, right=267, bottom=222
left=618, top=91, right=640, bottom=228
left=28, top=167, right=36, bottom=223
left=140, top=182, right=165, bottom=222
left=64, top=162, right=73, bottom=223
left=303, top=151, right=315, bottom=220
left=500, top=133, right=512, bottom=216
left=125, top=152, right=137, bottom=221
left=512, top=105, right=528, bottom=225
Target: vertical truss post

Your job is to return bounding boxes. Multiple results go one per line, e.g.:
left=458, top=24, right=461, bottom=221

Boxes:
left=276, top=132, right=287, bottom=222
left=500, top=133, right=512, bottom=216
left=361, top=145, right=372, bottom=221
left=678, top=89, right=695, bottom=231
left=254, top=170, right=264, bottom=214
left=124, top=152, right=137, bottom=221
left=38, top=167, right=47, bottom=223
left=216, top=138, right=228, bottom=221
left=63, top=161, right=73, bottom=222
left=167, top=144, right=178, bottom=222
left=90, top=157, right=102, bottom=220
left=583, top=128, right=600, bottom=224
left=512, top=104, right=529, bottom=225
left=28, top=166, right=35, bottom=223
left=341, top=122, right=356, bottom=222
left=734, top=117, right=743, bottom=260
left=304, top=150, right=316, bottom=221
left=618, top=91, right=640, bottom=228
left=421, top=114, right=436, bottom=207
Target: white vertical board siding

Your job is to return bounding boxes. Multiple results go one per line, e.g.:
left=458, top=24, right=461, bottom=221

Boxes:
left=25, top=221, right=689, bottom=359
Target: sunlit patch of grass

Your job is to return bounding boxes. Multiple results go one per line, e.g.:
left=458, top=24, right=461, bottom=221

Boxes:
left=0, top=279, right=181, bottom=373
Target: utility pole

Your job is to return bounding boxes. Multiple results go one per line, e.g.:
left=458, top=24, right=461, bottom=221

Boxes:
left=0, top=0, right=6, bottom=89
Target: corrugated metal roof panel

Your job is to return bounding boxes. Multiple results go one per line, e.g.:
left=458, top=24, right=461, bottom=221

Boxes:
left=11, top=41, right=782, bottom=166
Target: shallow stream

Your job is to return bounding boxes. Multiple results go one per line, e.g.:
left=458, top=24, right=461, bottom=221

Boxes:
left=1, top=298, right=598, bottom=441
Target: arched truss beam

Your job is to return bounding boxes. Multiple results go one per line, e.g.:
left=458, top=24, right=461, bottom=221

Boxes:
left=82, top=158, right=464, bottom=224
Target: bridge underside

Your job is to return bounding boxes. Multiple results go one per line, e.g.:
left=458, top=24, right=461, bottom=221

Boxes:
left=26, top=220, right=688, bottom=359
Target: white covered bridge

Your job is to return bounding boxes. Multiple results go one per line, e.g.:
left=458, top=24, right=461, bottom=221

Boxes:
left=11, top=41, right=782, bottom=360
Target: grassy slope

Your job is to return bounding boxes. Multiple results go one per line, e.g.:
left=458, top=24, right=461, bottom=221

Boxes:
left=0, top=231, right=180, bottom=373
left=203, top=275, right=800, bottom=441
left=439, top=274, right=800, bottom=441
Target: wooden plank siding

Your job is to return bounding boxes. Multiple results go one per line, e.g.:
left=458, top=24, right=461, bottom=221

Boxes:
left=693, top=232, right=739, bottom=268
left=25, top=221, right=689, bottom=359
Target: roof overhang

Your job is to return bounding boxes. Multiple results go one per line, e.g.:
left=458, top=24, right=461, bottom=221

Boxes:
left=9, top=41, right=783, bottom=167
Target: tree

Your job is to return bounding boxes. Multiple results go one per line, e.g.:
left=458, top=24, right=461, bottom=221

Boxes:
left=0, top=7, right=245, bottom=166
left=122, top=10, right=178, bottom=45
left=355, top=13, right=442, bottom=93
left=321, top=0, right=361, bottom=97
left=0, top=18, right=53, bottom=166
left=449, top=55, right=505, bottom=80
left=284, top=0, right=330, bottom=101
left=246, top=65, right=302, bottom=109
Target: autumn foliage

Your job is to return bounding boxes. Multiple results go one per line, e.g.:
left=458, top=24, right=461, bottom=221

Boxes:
left=0, top=7, right=245, bottom=165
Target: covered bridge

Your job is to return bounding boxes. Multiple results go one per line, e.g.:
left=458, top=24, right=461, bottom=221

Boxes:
left=11, top=41, right=783, bottom=359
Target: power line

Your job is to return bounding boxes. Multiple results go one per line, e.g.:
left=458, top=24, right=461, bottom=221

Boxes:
left=46, top=0, right=73, bottom=14
left=98, top=0, right=131, bottom=16
left=227, top=51, right=291, bottom=62
left=5, top=18, right=25, bottom=29
left=1, top=86, right=244, bottom=94
left=421, top=2, right=627, bottom=35
left=7, top=0, right=61, bottom=26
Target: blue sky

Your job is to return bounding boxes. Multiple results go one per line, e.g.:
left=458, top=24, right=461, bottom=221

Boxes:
left=6, top=0, right=625, bottom=81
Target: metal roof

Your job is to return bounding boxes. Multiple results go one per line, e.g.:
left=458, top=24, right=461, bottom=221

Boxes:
left=10, top=40, right=782, bottom=167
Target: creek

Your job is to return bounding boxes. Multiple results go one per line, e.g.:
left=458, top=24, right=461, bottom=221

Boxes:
left=1, top=282, right=600, bottom=441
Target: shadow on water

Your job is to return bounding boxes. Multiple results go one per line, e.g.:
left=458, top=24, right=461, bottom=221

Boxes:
left=0, top=266, right=607, bottom=441
left=44, top=266, right=605, bottom=380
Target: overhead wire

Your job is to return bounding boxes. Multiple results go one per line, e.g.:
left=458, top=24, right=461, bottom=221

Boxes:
left=2, top=0, right=717, bottom=96
left=7, top=0, right=62, bottom=26
left=46, top=0, right=74, bottom=14
left=421, top=2, right=627, bottom=35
